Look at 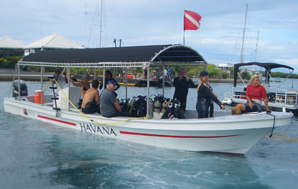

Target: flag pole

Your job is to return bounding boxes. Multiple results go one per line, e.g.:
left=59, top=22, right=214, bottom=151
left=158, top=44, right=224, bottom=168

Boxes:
left=183, top=30, right=185, bottom=45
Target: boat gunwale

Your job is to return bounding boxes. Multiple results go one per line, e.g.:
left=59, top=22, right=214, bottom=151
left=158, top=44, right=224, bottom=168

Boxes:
left=4, top=97, right=292, bottom=126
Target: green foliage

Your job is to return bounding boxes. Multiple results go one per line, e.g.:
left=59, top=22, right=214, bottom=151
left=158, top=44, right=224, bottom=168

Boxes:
left=271, top=71, right=298, bottom=78
left=240, top=71, right=251, bottom=80
left=187, top=66, right=205, bottom=77
left=207, top=64, right=220, bottom=78
left=0, top=49, right=23, bottom=68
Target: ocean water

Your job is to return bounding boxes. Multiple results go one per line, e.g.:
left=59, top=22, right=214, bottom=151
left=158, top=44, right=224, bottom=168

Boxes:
left=1, top=80, right=298, bottom=189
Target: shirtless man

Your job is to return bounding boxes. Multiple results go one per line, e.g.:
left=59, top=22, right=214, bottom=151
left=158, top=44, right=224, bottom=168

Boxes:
left=70, top=74, right=90, bottom=108
left=82, top=80, right=100, bottom=114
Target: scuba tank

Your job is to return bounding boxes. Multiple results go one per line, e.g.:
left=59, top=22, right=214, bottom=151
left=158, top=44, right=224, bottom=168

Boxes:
left=153, top=100, right=161, bottom=113
left=148, top=97, right=154, bottom=117
left=162, top=101, right=174, bottom=119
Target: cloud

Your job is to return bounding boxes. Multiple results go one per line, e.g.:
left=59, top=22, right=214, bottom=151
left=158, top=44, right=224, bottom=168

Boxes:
left=1, top=0, right=298, bottom=73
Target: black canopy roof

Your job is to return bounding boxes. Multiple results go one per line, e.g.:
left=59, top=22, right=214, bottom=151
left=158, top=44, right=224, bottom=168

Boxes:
left=234, top=62, right=293, bottom=71
left=20, top=44, right=206, bottom=68
left=233, top=62, right=294, bottom=87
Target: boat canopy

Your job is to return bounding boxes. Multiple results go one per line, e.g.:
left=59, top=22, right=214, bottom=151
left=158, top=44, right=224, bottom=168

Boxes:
left=233, top=62, right=294, bottom=87
left=19, top=44, right=206, bottom=68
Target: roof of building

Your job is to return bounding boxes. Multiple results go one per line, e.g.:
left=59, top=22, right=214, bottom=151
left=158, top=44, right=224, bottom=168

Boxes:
left=0, top=36, right=25, bottom=49
left=24, top=33, right=84, bottom=49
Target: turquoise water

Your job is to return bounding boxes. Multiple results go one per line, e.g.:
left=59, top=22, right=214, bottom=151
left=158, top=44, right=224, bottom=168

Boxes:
left=1, top=81, right=298, bottom=189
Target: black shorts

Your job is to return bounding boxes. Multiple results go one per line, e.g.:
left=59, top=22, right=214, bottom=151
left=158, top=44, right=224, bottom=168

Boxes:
left=82, top=102, right=100, bottom=114
left=243, top=101, right=263, bottom=113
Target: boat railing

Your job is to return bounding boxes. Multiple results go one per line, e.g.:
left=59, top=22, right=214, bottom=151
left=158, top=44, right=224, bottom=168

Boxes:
left=231, top=86, right=246, bottom=99
left=274, top=89, right=298, bottom=105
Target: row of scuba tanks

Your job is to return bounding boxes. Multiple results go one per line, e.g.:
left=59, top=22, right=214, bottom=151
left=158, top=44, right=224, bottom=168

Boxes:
left=118, top=94, right=185, bottom=119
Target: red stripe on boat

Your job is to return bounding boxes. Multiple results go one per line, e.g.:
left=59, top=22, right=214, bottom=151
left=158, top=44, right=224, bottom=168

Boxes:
left=38, top=115, right=76, bottom=126
left=120, top=131, right=242, bottom=138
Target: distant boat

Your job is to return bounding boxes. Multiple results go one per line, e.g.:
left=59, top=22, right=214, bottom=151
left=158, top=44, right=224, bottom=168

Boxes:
left=222, top=62, right=298, bottom=116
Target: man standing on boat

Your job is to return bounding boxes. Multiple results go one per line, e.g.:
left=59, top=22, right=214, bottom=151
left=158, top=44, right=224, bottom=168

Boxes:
left=100, top=70, right=120, bottom=90
left=81, top=80, right=100, bottom=114
left=173, top=68, right=195, bottom=111
left=100, top=80, right=124, bottom=117
left=53, top=68, right=68, bottom=95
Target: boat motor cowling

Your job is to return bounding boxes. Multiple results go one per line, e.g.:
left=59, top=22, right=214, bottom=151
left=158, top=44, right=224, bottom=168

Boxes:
left=12, top=80, right=28, bottom=97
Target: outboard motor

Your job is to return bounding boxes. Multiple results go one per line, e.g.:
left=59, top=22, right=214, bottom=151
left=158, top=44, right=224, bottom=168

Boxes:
left=12, top=80, right=28, bottom=97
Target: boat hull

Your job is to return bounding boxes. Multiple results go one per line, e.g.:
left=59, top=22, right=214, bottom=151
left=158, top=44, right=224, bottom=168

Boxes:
left=3, top=97, right=292, bottom=154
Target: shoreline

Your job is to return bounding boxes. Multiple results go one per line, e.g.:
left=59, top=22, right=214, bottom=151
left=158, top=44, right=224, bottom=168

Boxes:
left=0, top=69, right=284, bottom=84
left=0, top=73, right=238, bottom=83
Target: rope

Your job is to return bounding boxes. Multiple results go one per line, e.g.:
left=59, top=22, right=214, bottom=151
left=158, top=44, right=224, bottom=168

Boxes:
left=54, top=80, right=150, bottom=125
left=41, top=79, right=52, bottom=93
left=267, top=112, right=276, bottom=137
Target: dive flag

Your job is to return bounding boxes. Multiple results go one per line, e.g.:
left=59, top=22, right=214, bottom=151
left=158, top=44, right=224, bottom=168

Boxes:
left=184, top=10, right=201, bottom=30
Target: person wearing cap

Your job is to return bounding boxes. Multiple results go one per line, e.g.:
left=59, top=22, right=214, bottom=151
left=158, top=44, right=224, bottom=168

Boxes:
left=70, top=73, right=90, bottom=108
left=100, top=70, right=120, bottom=91
left=173, top=68, right=196, bottom=111
left=81, top=80, right=100, bottom=114
left=100, top=80, right=124, bottom=117
left=196, top=71, right=225, bottom=118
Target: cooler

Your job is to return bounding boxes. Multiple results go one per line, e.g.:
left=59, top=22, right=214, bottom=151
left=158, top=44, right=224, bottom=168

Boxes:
left=34, top=90, right=44, bottom=104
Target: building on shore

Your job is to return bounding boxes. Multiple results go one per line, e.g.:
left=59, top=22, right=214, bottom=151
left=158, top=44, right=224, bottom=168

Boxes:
left=0, top=36, right=24, bottom=49
left=24, top=33, right=84, bottom=55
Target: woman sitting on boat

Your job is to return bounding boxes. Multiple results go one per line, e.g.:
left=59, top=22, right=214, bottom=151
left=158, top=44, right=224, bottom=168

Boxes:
left=70, top=74, right=90, bottom=109
left=196, top=71, right=225, bottom=118
left=232, top=75, right=270, bottom=114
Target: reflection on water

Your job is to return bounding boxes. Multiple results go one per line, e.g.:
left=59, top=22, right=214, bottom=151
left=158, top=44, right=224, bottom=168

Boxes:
left=39, top=127, right=269, bottom=189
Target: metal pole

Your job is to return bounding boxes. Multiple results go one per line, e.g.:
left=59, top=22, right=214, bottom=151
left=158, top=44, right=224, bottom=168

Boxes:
left=99, top=0, right=103, bottom=48
left=146, top=65, right=150, bottom=117
left=162, top=65, right=165, bottom=96
left=67, top=67, right=71, bottom=111
left=18, top=64, right=20, bottom=101
left=125, top=67, right=128, bottom=100
left=40, top=67, right=44, bottom=106
left=102, top=68, right=106, bottom=91
left=254, top=31, right=259, bottom=62
left=240, top=4, right=248, bottom=63
left=183, top=30, right=185, bottom=45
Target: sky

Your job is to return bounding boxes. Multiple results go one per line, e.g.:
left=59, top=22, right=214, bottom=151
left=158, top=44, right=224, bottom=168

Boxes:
left=1, top=0, right=298, bottom=72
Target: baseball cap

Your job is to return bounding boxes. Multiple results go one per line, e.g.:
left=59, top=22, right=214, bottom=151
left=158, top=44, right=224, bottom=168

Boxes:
left=199, top=71, right=209, bottom=77
left=106, top=80, right=117, bottom=85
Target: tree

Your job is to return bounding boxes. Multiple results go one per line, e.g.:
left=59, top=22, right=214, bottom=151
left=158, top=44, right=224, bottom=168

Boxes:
left=207, top=64, right=220, bottom=78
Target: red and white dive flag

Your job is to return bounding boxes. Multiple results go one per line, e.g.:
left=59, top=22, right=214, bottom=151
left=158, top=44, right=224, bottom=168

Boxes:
left=184, top=10, right=201, bottom=30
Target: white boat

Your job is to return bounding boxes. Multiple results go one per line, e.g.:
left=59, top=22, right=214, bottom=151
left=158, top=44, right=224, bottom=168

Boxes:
left=222, top=62, right=298, bottom=116
left=3, top=45, right=293, bottom=155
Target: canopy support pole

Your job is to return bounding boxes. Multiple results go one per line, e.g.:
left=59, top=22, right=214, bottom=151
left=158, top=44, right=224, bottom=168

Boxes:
left=18, top=64, right=20, bottom=101
left=125, top=67, right=128, bottom=100
left=146, top=65, right=150, bottom=117
left=162, top=65, right=165, bottom=96
left=40, top=66, right=44, bottom=106
left=67, top=67, right=71, bottom=111
left=102, top=68, right=106, bottom=91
